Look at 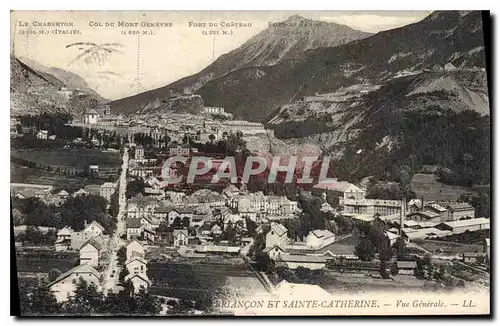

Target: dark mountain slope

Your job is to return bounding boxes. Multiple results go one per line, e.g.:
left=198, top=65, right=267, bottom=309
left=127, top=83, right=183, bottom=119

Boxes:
left=198, top=11, right=487, bottom=121
left=10, top=56, right=102, bottom=116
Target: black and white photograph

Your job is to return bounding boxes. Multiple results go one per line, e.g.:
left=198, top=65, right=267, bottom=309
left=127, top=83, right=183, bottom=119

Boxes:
left=9, top=9, right=491, bottom=316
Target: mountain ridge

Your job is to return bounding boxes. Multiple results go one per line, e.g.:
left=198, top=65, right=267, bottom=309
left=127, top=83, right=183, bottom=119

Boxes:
left=109, top=16, right=372, bottom=115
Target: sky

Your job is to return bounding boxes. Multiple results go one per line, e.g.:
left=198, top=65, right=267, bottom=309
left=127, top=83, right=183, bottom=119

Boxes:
left=11, top=11, right=431, bottom=100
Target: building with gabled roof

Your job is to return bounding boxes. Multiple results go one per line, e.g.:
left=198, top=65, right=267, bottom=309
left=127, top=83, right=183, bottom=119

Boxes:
left=125, top=255, right=148, bottom=275
left=79, top=238, right=102, bottom=267
left=127, top=218, right=143, bottom=240
left=72, top=188, right=89, bottom=197
left=48, top=264, right=101, bottom=302
left=436, top=218, right=489, bottom=234
left=124, top=273, right=150, bottom=294
left=57, top=190, right=70, bottom=198
left=265, top=222, right=289, bottom=249
left=173, top=228, right=189, bottom=246
left=305, top=229, right=336, bottom=249
left=445, top=203, right=476, bottom=221
left=126, top=239, right=145, bottom=260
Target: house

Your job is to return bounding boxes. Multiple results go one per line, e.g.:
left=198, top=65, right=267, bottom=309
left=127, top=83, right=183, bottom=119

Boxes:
left=305, top=230, right=336, bottom=249
left=275, top=253, right=328, bottom=270
left=56, top=226, right=73, bottom=242
left=125, top=256, right=148, bottom=275
left=396, top=261, right=417, bottom=275
left=264, top=244, right=288, bottom=260
left=126, top=239, right=145, bottom=260
left=385, top=231, right=399, bottom=246
left=57, top=190, right=70, bottom=199
left=168, top=145, right=191, bottom=157
left=436, top=218, right=490, bottom=235
left=406, top=210, right=442, bottom=222
left=124, top=273, right=150, bottom=294
left=343, top=198, right=402, bottom=216
left=425, top=203, right=448, bottom=215
left=173, top=229, right=189, bottom=246
left=265, top=222, right=289, bottom=249
left=84, top=221, right=105, bottom=236
left=211, top=224, right=223, bottom=236
left=127, top=218, right=143, bottom=240
left=48, top=264, right=101, bottom=302
left=99, top=182, right=117, bottom=202
left=83, top=108, right=99, bottom=124
left=167, top=207, right=194, bottom=226
left=135, top=146, right=144, bottom=161
left=69, top=221, right=106, bottom=250
left=462, top=252, right=485, bottom=264
left=79, top=238, right=102, bottom=267
left=406, top=199, right=423, bottom=213
left=72, top=188, right=89, bottom=197
left=36, top=130, right=48, bottom=140
left=312, top=180, right=365, bottom=203
left=445, top=203, right=476, bottom=221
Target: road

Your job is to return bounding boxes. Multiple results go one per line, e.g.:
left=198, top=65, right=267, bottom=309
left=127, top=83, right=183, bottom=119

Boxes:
left=102, top=148, right=129, bottom=294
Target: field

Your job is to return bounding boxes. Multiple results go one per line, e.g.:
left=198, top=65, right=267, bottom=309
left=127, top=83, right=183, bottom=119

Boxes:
left=148, top=262, right=266, bottom=305
left=11, top=147, right=120, bottom=188
left=410, top=173, right=474, bottom=201
left=11, top=148, right=120, bottom=171
left=15, top=250, right=79, bottom=274
left=418, top=240, right=483, bottom=255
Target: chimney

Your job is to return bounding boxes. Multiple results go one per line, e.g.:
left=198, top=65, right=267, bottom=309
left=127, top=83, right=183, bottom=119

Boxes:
left=84, top=220, right=88, bottom=228
left=399, top=198, right=406, bottom=236
left=421, top=196, right=424, bottom=211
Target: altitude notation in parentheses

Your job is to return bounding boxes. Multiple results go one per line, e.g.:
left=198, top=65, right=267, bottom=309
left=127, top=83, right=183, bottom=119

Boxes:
left=120, top=30, right=156, bottom=36
left=201, top=30, right=234, bottom=36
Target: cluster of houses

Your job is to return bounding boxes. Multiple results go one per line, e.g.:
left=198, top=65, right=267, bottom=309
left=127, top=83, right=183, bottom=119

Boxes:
left=12, top=182, right=117, bottom=206
left=49, top=220, right=109, bottom=302
left=263, top=222, right=356, bottom=270
left=124, top=180, right=301, bottom=249
left=123, top=240, right=150, bottom=294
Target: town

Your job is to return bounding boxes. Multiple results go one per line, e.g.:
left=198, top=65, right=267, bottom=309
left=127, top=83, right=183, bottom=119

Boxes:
left=11, top=104, right=490, bottom=315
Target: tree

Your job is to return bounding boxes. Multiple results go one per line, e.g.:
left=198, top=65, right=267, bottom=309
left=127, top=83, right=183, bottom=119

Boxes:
left=117, top=246, right=127, bottom=266
left=16, top=123, right=23, bottom=134
left=208, top=134, right=216, bottom=143
left=109, top=191, right=120, bottom=218
left=393, top=238, right=408, bottom=256
left=354, top=238, right=375, bottom=261
left=224, top=222, right=237, bottom=244
left=48, top=269, right=62, bottom=282
left=18, top=280, right=60, bottom=315
left=126, top=178, right=145, bottom=199
left=64, top=278, right=103, bottom=315
left=172, top=216, right=182, bottom=228
left=390, top=261, right=399, bottom=276
left=181, top=216, right=190, bottom=228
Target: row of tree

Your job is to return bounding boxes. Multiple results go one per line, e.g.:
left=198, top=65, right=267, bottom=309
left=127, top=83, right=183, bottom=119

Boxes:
left=12, top=195, right=117, bottom=234
left=18, top=278, right=163, bottom=316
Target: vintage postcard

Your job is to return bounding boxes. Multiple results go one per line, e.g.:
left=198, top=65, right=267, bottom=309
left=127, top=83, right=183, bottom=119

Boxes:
left=10, top=10, right=490, bottom=316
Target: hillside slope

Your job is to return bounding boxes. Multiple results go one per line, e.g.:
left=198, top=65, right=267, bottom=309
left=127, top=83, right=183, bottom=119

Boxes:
left=18, top=57, right=106, bottom=101
left=198, top=11, right=488, bottom=121
left=10, top=56, right=103, bottom=117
